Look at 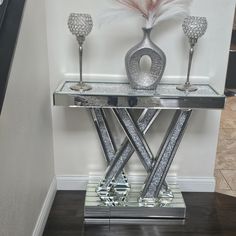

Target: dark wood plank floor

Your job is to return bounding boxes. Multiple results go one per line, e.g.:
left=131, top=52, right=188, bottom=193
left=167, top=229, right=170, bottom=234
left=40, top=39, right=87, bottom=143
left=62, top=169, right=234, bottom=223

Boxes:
left=43, top=191, right=236, bottom=236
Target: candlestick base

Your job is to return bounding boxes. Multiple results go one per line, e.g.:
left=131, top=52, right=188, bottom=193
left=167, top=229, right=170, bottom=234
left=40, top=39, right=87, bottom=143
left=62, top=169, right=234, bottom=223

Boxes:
left=70, top=82, right=92, bottom=92
left=176, top=83, right=198, bottom=92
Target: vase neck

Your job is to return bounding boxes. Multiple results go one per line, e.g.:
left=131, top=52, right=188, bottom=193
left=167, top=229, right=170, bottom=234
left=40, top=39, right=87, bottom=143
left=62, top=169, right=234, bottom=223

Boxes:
left=142, top=27, right=152, bottom=41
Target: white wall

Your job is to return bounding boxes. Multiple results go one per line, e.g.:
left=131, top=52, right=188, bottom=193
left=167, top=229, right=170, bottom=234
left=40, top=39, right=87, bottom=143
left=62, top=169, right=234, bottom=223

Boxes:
left=0, top=0, right=55, bottom=235
left=46, top=0, right=235, bottom=182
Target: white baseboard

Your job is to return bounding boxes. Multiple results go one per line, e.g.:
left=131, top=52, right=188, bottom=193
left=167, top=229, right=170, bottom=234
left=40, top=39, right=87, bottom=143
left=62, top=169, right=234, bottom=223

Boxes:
left=176, top=177, right=216, bottom=192
left=56, top=175, right=215, bottom=192
left=32, top=177, right=57, bottom=236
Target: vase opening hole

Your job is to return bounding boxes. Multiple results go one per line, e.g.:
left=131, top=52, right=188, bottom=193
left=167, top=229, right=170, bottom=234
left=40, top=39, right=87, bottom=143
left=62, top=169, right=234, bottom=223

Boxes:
left=139, top=55, right=152, bottom=75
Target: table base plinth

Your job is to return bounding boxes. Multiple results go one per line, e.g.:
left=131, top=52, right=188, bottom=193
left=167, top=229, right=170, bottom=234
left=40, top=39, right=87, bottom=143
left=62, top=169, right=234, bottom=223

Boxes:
left=84, top=180, right=186, bottom=225
left=84, top=218, right=185, bottom=225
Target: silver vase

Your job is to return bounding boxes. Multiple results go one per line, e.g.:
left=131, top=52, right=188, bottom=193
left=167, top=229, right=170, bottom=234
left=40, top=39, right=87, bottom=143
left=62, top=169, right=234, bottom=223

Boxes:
left=125, top=28, right=166, bottom=90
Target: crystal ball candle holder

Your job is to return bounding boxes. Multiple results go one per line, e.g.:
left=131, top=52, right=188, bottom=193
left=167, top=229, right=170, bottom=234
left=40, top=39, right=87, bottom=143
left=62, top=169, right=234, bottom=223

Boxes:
left=177, top=16, right=208, bottom=92
left=183, top=16, right=208, bottom=45
left=68, top=13, right=93, bottom=92
left=68, top=13, right=93, bottom=44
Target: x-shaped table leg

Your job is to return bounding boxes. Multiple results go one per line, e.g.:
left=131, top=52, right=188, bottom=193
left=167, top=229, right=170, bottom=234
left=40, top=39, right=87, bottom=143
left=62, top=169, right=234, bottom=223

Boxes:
left=140, top=110, right=192, bottom=204
left=90, top=108, right=128, bottom=187
left=94, top=109, right=161, bottom=203
left=91, top=108, right=191, bottom=206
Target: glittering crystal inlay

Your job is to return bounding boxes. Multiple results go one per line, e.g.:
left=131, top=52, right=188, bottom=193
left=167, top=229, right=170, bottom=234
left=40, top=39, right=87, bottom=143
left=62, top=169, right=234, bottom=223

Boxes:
left=141, top=110, right=192, bottom=199
left=91, top=108, right=128, bottom=187
left=128, top=48, right=165, bottom=90
left=62, top=82, right=218, bottom=97
left=125, top=28, right=166, bottom=90
left=99, top=109, right=160, bottom=190
left=92, top=108, right=191, bottom=206
left=96, top=109, right=161, bottom=206
left=182, top=16, right=207, bottom=40
left=91, top=109, right=115, bottom=162
left=68, top=13, right=93, bottom=37
left=113, top=109, right=154, bottom=169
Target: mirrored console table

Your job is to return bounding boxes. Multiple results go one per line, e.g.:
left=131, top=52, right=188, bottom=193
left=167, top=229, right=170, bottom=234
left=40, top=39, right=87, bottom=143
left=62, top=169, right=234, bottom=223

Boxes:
left=54, top=81, right=225, bottom=225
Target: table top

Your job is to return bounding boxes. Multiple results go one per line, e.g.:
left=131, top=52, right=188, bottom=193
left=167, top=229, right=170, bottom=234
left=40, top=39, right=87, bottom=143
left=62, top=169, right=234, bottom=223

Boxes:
left=53, top=81, right=225, bottom=110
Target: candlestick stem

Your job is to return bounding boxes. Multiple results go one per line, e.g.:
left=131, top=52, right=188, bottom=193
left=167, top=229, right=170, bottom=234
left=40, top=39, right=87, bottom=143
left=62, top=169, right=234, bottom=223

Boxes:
left=79, top=44, right=83, bottom=85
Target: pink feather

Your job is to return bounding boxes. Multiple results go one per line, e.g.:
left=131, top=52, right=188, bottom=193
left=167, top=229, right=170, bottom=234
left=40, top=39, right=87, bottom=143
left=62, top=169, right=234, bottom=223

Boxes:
left=116, top=0, right=148, bottom=18
left=115, top=0, right=191, bottom=28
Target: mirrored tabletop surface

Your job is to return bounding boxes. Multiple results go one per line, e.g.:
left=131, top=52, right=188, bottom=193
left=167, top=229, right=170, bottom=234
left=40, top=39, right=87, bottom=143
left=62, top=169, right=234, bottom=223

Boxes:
left=54, top=81, right=225, bottom=109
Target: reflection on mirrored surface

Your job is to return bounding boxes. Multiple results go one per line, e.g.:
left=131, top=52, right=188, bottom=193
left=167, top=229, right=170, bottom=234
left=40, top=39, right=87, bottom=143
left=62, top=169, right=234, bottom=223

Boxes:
left=61, top=81, right=218, bottom=97
left=54, top=81, right=225, bottom=109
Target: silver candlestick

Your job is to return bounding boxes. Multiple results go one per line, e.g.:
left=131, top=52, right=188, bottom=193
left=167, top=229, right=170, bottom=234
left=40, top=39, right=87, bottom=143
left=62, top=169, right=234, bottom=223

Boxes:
left=68, top=13, right=93, bottom=91
left=177, top=16, right=207, bottom=92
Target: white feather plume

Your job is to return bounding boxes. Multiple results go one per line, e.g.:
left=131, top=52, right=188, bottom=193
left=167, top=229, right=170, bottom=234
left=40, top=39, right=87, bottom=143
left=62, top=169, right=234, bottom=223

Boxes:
left=152, top=0, right=192, bottom=26
left=98, top=0, right=192, bottom=28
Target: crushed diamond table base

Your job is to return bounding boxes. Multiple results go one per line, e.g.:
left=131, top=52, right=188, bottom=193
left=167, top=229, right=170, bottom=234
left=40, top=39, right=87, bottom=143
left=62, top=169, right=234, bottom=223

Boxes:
left=84, top=181, right=186, bottom=225
left=54, top=81, right=225, bottom=225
